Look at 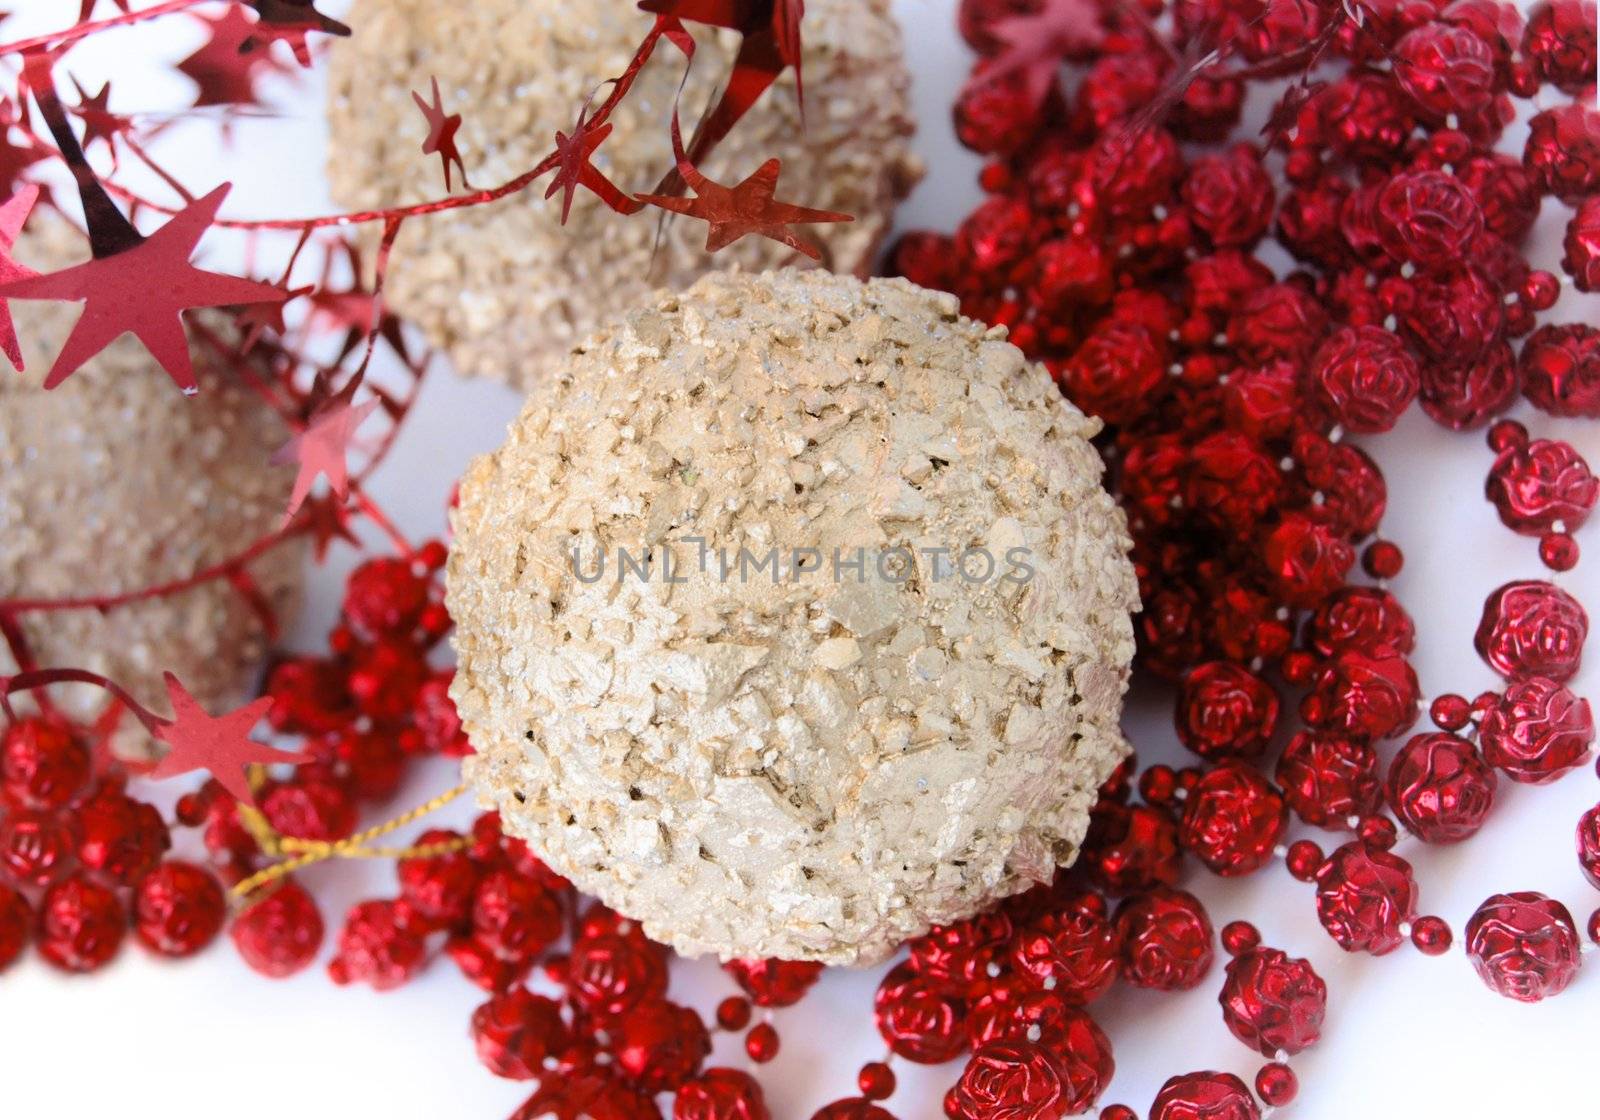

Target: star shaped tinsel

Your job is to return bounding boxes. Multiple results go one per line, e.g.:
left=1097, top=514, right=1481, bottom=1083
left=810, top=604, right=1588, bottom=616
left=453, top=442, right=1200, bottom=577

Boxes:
left=148, top=674, right=308, bottom=810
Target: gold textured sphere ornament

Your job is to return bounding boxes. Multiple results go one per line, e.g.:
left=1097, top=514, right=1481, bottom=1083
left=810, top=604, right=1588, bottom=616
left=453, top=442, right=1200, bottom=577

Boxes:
left=326, top=0, right=922, bottom=389
left=447, top=269, right=1138, bottom=964
left=0, top=216, right=304, bottom=744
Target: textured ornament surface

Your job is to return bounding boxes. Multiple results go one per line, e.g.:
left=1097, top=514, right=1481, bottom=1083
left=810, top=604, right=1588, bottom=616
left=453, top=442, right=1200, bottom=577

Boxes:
left=448, top=269, right=1137, bottom=963
left=0, top=216, right=304, bottom=741
left=326, top=0, right=922, bottom=388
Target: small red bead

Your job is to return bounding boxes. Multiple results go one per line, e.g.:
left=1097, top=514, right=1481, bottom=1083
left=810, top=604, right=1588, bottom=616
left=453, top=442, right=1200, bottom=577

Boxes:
left=857, top=1062, right=896, bottom=1101
left=1411, top=915, right=1453, bottom=955
left=1362, top=540, right=1403, bottom=579
left=1139, top=764, right=1179, bottom=806
left=745, top=1022, right=780, bottom=1063
left=1221, top=921, right=1261, bottom=957
left=1588, top=909, right=1600, bottom=945
left=1429, top=694, right=1472, bottom=732
left=1255, top=1063, right=1298, bottom=1107
left=1540, top=532, right=1581, bottom=571
left=1487, top=418, right=1529, bottom=453
left=1100, top=1107, right=1137, bottom=1120
left=1358, top=815, right=1399, bottom=849
left=717, top=996, right=753, bottom=1031
left=1286, top=840, right=1325, bottom=882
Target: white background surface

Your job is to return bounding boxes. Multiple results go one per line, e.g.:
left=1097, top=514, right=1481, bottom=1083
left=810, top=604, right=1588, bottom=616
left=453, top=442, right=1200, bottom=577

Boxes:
left=0, top=1, right=1597, bottom=1117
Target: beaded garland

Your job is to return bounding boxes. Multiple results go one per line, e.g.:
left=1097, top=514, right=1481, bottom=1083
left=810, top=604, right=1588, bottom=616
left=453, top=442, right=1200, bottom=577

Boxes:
left=0, top=0, right=1597, bottom=1118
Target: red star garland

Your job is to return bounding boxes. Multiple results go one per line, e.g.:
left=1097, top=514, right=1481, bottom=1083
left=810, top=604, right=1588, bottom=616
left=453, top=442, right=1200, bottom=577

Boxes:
left=0, top=183, right=287, bottom=394
left=176, top=7, right=294, bottom=109
left=77, top=0, right=130, bottom=22
left=0, top=181, right=39, bottom=370
left=637, top=151, right=849, bottom=258
left=68, top=75, right=127, bottom=155
left=148, top=673, right=305, bottom=810
left=411, top=77, right=468, bottom=192
left=295, top=491, right=361, bottom=562
left=271, top=382, right=381, bottom=526
left=546, top=101, right=642, bottom=222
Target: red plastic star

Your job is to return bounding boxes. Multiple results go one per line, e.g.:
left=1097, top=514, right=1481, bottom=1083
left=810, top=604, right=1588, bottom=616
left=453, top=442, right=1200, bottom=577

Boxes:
left=411, top=76, right=467, bottom=191
left=148, top=673, right=307, bottom=810
left=176, top=7, right=293, bottom=108
left=238, top=282, right=311, bottom=350
left=638, top=157, right=849, bottom=258
left=77, top=0, right=130, bottom=22
left=271, top=386, right=380, bottom=525
left=0, top=181, right=39, bottom=371
left=68, top=76, right=127, bottom=154
left=984, top=0, right=1103, bottom=108
left=545, top=101, right=641, bottom=222
left=295, top=491, right=361, bottom=561
left=243, top=0, right=352, bottom=69
left=0, top=183, right=286, bottom=394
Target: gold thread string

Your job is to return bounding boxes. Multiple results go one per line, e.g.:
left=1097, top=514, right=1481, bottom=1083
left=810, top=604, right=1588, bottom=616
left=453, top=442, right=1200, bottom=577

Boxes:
left=230, top=782, right=470, bottom=901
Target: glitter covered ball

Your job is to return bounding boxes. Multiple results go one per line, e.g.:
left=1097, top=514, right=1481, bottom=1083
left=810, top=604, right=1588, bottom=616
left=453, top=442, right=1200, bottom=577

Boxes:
left=448, top=270, right=1138, bottom=963
left=0, top=217, right=303, bottom=741
left=327, top=0, right=922, bottom=388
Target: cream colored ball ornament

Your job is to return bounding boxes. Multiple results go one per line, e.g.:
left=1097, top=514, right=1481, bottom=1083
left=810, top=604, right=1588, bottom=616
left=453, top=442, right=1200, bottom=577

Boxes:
left=447, top=269, right=1139, bottom=964
left=0, top=216, right=305, bottom=745
left=326, top=0, right=922, bottom=389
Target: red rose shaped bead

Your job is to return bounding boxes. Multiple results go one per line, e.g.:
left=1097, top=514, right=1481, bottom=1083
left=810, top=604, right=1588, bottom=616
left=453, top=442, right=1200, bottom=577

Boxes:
left=133, top=860, right=226, bottom=957
left=37, top=873, right=125, bottom=973
left=945, top=1036, right=1112, bottom=1120
left=1114, top=887, right=1216, bottom=991
left=1218, top=946, right=1327, bottom=1056
left=397, top=828, right=480, bottom=928
left=1564, top=195, right=1600, bottom=291
left=0, top=809, right=76, bottom=886
left=75, top=789, right=170, bottom=884
left=813, top=1101, right=897, bottom=1120
left=910, top=911, right=1014, bottom=992
left=1176, top=662, right=1280, bottom=762
left=342, top=556, right=431, bottom=638
left=260, top=777, right=357, bottom=843
left=471, top=987, right=568, bottom=1080
left=1309, top=326, right=1420, bottom=433
left=1478, top=676, right=1595, bottom=783
left=675, top=1069, right=771, bottom=1120
left=0, top=717, right=89, bottom=810
left=517, top=1073, right=662, bottom=1120
left=1315, top=841, right=1418, bottom=954
left=1523, top=105, right=1600, bottom=202
left=1180, top=761, right=1286, bottom=877
left=448, top=934, right=532, bottom=992
left=724, top=957, right=824, bottom=1008
left=414, top=669, right=471, bottom=756
left=1300, top=647, right=1421, bottom=741
left=1305, top=586, right=1416, bottom=657
left=1228, top=283, right=1329, bottom=365
left=1420, top=340, right=1522, bottom=430
left=1375, top=169, right=1485, bottom=273
left=1394, top=23, right=1496, bottom=116
left=568, top=928, right=669, bottom=1019
left=1324, top=72, right=1416, bottom=163
left=1485, top=437, right=1598, bottom=536
left=327, top=899, right=428, bottom=990
left=1263, top=515, right=1355, bottom=609
left=472, top=868, right=563, bottom=963
left=954, top=62, right=1049, bottom=157
left=1474, top=580, right=1588, bottom=682
left=1183, top=144, right=1275, bottom=249
left=1056, top=321, right=1168, bottom=427
left=230, top=878, right=324, bottom=978
left=875, top=962, right=968, bottom=1064
left=0, top=883, right=29, bottom=970
left=1010, top=901, right=1118, bottom=1004
left=1465, top=891, right=1582, bottom=1001
left=957, top=195, right=1036, bottom=275
left=613, top=999, right=710, bottom=1092
left=1186, top=432, right=1284, bottom=530
left=967, top=987, right=1077, bottom=1047
left=265, top=656, right=351, bottom=735
left=1276, top=732, right=1383, bottom=828
left=1080, top=802, right=1183, bottom=894
left=1222, top=361, right=1300, bottom=441
left=1456, top=152, right=1542, bottom=241
left=1386, top=732, right=1498, bottom=843
left=1149, top=1071, right=1261, bottom=1120
left=1521, top=0, right=1598, bottom=93
left=1577, top=804, right=1600, bottom=891
left=1521, top=323, right=1600, bottom=418
left=1300, top=439, right=1388, bottom=540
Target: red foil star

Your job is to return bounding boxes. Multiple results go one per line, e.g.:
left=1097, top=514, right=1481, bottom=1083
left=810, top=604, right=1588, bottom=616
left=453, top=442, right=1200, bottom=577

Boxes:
left=412, top=77, right=467, bottom=191
left=638, top=155, right=849, bottom=258
left=243, top=0, right=352, bottom=69
left=68, top=76, right=127, bottom=155
left=546, top=101, right=642, bottom=221
left=271, top=382, right=381, bottom=525
left=983, top=0, right=1104, bottom=108
left=0, top=183, right=287, bottom=394
left=177, top=7, right=294, bottom=108
left=77, top=0, right=130, bottom=22
left=148, top=673, right=306, bottom=810
left=0, top=181, right=39, bottom=370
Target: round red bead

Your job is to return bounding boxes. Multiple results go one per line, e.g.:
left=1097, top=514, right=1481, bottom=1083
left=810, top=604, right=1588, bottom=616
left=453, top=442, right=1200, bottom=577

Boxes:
left=230, top=878, right=324, bottom=978
left=1386, top=732, right=1498, bottom=843
left=470, top=987, right=568, bottom=1080
left=1113, top=887, right=1215, bottom=991
left=1473, top=580, right=1588, bottom=682
left=1218, top=946, right=1327, bottom=1056
left=1478, top=676, right=1595, bottom=783
left=1315, top=841, right=1418, bottom=954
left=133, top=860, right=226, bottom=957
left=1180, top=761, right=1287, bottom=876
left=37, top=873, right=125, bottom=973
left=1465, top=891, right=1583, bottom=1001
left=675, top=1068, right=772, bottom=1120
left=1149, top=1071, right=1261, bottom=1120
